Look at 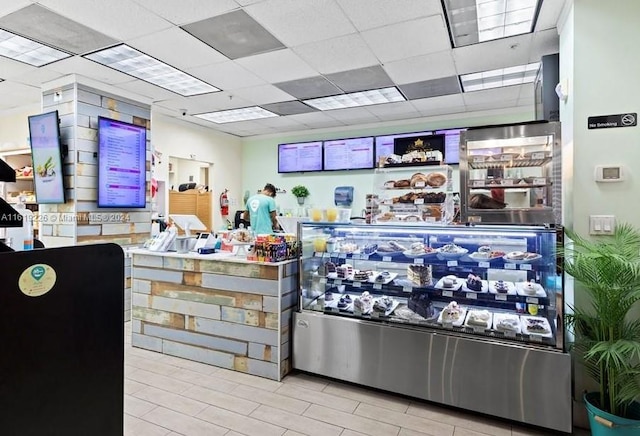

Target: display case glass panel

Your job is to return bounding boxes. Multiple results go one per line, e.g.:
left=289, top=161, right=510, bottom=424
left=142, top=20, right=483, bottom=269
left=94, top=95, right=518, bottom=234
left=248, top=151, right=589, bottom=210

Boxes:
left=298, top=222, right=564, bottom=350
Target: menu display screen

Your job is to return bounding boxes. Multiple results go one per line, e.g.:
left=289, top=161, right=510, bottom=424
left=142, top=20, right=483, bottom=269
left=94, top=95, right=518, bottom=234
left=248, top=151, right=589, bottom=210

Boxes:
left=375, top=131, right=432, bottom=164
left=323, top=137, right=374, bottom=171
left=278, top=141, right=323, bottom=173
left=435, top=128, right=466, bottom=164
left=97, top=117, right=147, bottom=208
left=28, top=111, right=66, bottom=204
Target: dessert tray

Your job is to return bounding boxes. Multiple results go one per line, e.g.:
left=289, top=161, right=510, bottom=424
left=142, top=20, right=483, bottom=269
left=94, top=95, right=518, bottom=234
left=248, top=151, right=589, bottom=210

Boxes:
left=502, top=252, right=542, bottom=264
left=324, top=294, right=353, bottom=312
left=434, top=276, right=464, bottom=291
left=374, top=249, right=405, bottom=257
left=437, top=306, right=467, bottom=327
left=463, top=309, right=493, bottom=330
left=403, top=248, right=437, bottom=258
left=520, top=316, right=554, bottom=338
left=493, top=313, right=522, bottom=334
left=461, top=279, right=489, bottom=293
left=514, top=281, right=547, bottom=298
left=368, top=271, right=398, bottom=284
left=436, top=244, right=469, bottom=260
left=488, top=280, right=517, bottom=295
left=468, top=252, right=504, bottom=262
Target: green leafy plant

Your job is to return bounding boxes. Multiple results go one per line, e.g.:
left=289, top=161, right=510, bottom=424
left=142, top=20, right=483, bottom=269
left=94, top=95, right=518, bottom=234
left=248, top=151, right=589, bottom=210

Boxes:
left=562, top=223, right=640, bottom=418
left=291, top=185, right=309, bottom=198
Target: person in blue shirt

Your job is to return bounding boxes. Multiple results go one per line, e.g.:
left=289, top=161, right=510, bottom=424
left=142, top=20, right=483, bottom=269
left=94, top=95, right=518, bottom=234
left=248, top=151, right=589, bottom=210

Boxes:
left=245, top=183, right=278, bottom=234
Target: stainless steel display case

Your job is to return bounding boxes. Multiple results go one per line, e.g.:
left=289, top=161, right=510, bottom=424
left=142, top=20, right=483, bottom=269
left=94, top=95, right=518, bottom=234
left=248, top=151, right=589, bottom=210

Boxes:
left=460, top=122, right=561, bottom=224
left=293, top=222, right=571, bottom=433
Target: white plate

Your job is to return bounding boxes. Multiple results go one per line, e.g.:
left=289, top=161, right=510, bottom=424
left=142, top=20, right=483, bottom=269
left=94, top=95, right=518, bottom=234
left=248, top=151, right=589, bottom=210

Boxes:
left=368, top=271, right=398, bottom=284
left=437, top=307, right=467, bottom=327
left=460, top=279, right=489, bottom=293
left=371, top=299, right=400, bottom=317
left=403, top=249, right=438, bottom=259
left=488, top=280, right=516, bottom=295
left=493, top=313, right=522, bottom=334
left=375, top=249, right=405, bottom=257
left=502, top=253, right=542, bottom=264
left=468, top=252, right=503, bottom=262
left=520, top=316, right=553, bottom=338
left=434, top=277, right=463, bottom=291
left=463, top=310, right=493, bottom=330
left=436, top=248, right=469, bottom=260
left=514, top=282, right=547, bottom=298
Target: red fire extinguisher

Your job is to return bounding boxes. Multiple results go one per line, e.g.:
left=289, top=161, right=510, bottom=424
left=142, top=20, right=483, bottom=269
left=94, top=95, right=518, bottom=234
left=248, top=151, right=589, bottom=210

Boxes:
left=219, top=189, right=229, bottom=216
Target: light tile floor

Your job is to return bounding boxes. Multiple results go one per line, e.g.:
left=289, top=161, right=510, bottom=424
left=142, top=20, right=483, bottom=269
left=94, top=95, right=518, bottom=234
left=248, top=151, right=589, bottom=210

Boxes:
left=124, top=323, right=588, bottom=436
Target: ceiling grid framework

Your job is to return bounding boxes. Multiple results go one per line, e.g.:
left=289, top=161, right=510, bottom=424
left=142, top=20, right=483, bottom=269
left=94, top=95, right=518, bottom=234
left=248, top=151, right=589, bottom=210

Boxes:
left=0, top=0, right=562, bottom=136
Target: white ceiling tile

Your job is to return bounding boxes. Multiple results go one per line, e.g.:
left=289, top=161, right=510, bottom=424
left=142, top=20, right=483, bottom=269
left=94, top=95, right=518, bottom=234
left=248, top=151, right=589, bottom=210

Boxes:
left=235, top=0, right=267, bottom=5
left=324, top=107, right=379, bottom=123
left=293, top=34, right=379, bottom=75
left=288, top=111, right=347, bottom=127
left=245, top=0, right=356, bottom=46
left=463, top=85, right=523, bottom=105
left=529, top=29, right=559, bottom=63
left=236, top=49, right=317, bottom=83
left=384, top=50, right=456, bottom=84
left=228, top=84, right=294, bottom=105
left=0, top=1, right=34, bottom=18
left=465, top=99, right=520, bottom=112
left=38, top=0, right=172, bottom=40
left=47, top=57, right=133, bottom=84
left=419, top=105, right=468, bottom=118
left=7, top=67, right=65, bottom=88
left=0, top=80, right=41, bottom=102
left=365, top=101, right=420, bottom=117
left=116, top=79, right=181, bottom=101
left=453, top=33, right=533, bottom=75
left=411, top=94, right=466, bottom=116
left=0, top=56, right=40, bottom=79
left=132, top=0, right=239, bottom=25
left=335, top=0, right=442, bottom=31
left=535, top=0, right=566, bottom=31
left=126, top=28, right=229, bottom=70
left=186, top=61, right=266, bottom=91
left=361, top=15, right=450, bottom=63
left=254, top=116, right=305, bottom=128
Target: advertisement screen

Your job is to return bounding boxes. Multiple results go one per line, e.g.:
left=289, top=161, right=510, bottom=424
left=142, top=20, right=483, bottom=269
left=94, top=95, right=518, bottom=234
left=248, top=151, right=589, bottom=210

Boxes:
left=28, top=111, right=65, bottom=204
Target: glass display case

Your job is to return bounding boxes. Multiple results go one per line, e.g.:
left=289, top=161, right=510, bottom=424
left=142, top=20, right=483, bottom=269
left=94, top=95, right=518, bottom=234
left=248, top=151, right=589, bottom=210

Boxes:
left=293, top=221, right=571, bottom=433
left=371, top=165, right=454, bottom=225
left=298, top=222, right=564, bottom=349
left=460, top=121, right=561, bottom=224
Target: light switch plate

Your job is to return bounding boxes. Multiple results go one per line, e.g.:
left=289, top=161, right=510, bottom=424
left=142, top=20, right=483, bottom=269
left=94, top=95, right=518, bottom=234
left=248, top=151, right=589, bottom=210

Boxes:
left=590, top=215, right=615, bottom=235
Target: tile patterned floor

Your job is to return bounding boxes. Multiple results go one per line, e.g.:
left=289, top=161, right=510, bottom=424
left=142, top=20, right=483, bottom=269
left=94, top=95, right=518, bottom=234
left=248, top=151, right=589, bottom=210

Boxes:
left=124, top=323, right=588, bottom=436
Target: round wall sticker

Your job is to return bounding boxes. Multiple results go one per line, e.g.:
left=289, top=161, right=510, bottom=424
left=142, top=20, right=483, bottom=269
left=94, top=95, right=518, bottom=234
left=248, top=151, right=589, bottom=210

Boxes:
left=18, top=264, right=57, bottom=297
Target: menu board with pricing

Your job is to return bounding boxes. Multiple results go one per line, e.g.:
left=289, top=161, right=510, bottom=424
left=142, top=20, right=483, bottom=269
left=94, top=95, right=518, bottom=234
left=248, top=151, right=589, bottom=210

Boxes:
left=278, top=141, right=323, bottom=173
left=323, top=137, right=374, bottom=170
left=435, top=128, right=466, bottom=164
left=97, top=117, right=147, bottom=208
left=375, top=131, right=431, bottom=164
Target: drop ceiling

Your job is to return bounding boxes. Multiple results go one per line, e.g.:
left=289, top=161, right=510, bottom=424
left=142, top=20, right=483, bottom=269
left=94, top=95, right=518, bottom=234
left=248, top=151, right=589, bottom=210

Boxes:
left=0, top=0, right=564, bottom=138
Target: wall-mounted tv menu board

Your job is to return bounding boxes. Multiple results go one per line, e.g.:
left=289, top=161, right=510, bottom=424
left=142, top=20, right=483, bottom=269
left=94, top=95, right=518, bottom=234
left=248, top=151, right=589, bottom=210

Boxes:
left=374, top=128, right=466, bottom=165
left=97, top=117, right=147, bottom=208
left=278, top=141, right=323, bottom=173
left=28, top=110, right=66, bottom=204
left=323, top=136, right=374, bottom=171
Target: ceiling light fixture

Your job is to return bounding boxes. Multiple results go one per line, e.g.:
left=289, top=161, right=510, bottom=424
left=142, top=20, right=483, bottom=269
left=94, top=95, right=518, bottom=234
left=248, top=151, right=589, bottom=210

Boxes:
left=442, top=0, right=541, bottom=47
left=84, top=44, right=219, bottom=97
left=0, top=28, right=71, bottom=67
left=195, top=106, right=278, bottom=123
left=460, top=62, right=540, bottom=92
left=303, top=87, right=406, bottom=111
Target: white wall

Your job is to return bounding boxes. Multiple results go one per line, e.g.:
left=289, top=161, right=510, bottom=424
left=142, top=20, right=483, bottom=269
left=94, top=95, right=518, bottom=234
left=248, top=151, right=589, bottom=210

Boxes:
left=0, top=104, right=41, bottom=150
left=242, top=108, right=534, bottom=215
left=151, top=113, right=243, bottom=229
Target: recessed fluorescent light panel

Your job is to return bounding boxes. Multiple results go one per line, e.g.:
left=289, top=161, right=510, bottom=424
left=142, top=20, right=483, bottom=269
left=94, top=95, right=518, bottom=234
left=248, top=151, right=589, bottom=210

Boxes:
left=303, top=87, right=406, bottom=111
left=0, top=28, right=71, bottom=66
left=84, top=44, right=219, bottom=96
left=460, top=62, right=540, bottom=92
left=443, top=0, right=541, bottom=47
left=195, top=106, right=278, bottom=123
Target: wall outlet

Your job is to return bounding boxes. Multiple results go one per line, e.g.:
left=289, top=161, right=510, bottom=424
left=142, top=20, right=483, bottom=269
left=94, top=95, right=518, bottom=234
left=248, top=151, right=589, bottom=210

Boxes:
left=589, top=215, right=615, bottom=235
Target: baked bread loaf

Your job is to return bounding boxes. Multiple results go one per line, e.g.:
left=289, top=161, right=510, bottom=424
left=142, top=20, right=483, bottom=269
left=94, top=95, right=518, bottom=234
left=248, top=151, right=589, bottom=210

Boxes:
left=426, top=172, right=447, bottom=187
left=410, top=172, right=429, bottom=188
left=393, top=179, right=411, bottom=188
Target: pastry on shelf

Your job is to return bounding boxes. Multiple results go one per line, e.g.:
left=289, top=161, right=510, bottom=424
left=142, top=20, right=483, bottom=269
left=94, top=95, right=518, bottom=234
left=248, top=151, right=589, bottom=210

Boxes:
left=325, top=261, right=337, bottom=274
left=324, top=291, right=334, bottom=301
left=372, top=296, right=394, bottom=315
left=522, top=279, right=539, bottom=295
left=466, top=309, right=491, bottom=328
left=336, top=264, right=353, bottom=279
left=383, top=180, right=396, bottom=188
left=377, top=241, right=406, bottom=252
left=441, top=275, right=458, bottom=289
left=426, top=172, right=447, bottom=188
left=361, top=244, right=378, bottom=254
left=373, top=271, right=391, bottom=283
left=337, top=294, right=352, bottom=309
left=466, top=274, right=483, bottom=292
left=354, top=291, right=374, bottom=313
left=441, top=301, right=463, bottom=323
left=469, top=193, right=507, bottom=209
left=410, top=172, right=429, bottom=188
left=493, top=280, right=509, bottom=294
left=393, top=179, right=411, bottom=188
left=524, top=317, right=551, bottom=334
left=408, top=292, right=435, bottom=319
left=495, top=315, right=520, bottom=333
left=407, top=264, right=432, bottom=286
left=375, top=212, right=396, bottom=222
left=408, top=242, right=434, bottom=255
left=439, top=243, right=466, bottom=254
left=353, top=270, right=371, bottom=281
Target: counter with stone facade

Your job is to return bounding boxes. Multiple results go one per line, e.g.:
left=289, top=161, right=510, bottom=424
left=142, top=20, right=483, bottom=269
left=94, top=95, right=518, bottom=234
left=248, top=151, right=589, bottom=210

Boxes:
left=129, top=249, right=297, bottom=381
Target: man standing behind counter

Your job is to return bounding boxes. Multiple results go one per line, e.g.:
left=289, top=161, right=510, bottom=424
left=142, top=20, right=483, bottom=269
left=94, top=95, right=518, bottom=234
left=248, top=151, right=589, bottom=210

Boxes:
left=245, top=183, right=278, bottom=234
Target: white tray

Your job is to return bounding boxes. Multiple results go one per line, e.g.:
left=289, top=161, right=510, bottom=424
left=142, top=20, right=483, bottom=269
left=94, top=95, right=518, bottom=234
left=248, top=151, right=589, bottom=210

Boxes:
left=502, top=253, right=542, bottom=264
left=368, top=271, right=398, bottom=284
left=324, top=294, right=353, bottom=312
left=468, top=252, right=503, bottom=262
left=514, top=282, right=547, bottom=298
left=437, top=307, right=467, bottom=327
left=492, top=313, right=522, bottom=334
left=403, top=249, right=438, bottom=259
left=520, top=316, right=553, bottom=338
left=461, top=279, right=489, bottom=293
left=434, top=276, right=463, bottom=291
left=436, top=248, right=469, bottom=260
left=463, top=310, right=493, bottom=330
left=488, top=280, right=516, bottom=295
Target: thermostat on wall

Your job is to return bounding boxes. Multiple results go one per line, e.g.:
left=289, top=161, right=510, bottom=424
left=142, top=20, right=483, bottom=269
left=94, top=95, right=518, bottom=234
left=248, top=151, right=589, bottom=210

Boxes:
left=595, top=165, right=624, bottom=182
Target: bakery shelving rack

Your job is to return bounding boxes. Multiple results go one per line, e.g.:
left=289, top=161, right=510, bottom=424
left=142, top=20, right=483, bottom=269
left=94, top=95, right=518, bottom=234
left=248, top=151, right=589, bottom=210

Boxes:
left=294, top=221, right=571, bottom=433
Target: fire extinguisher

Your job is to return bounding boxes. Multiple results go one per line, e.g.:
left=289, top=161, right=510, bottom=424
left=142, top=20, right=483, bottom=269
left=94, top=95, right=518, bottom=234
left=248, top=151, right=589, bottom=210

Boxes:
left=219, top=189, right=229, bottom=216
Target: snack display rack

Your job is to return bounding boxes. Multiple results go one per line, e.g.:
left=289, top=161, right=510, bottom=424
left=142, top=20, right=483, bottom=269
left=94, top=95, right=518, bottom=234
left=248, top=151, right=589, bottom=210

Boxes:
left=293, top=222, right=571, bottom=433
left=371, top=165, right=454, bottom=225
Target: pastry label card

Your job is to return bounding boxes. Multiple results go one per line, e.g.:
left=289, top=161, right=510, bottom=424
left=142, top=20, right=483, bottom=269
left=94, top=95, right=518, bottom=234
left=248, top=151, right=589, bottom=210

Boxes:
left=19, top=264, right=57, bottom=297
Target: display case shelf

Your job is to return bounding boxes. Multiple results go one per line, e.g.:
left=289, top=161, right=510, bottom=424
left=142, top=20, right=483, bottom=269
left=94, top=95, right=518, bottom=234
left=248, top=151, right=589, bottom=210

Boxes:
left=468, top=155, right=552, bottom=170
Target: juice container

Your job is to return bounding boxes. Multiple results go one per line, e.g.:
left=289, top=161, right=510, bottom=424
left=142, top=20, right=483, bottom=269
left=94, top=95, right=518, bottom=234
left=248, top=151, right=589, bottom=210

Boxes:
left=310, top=208, right=323, bottom=222
left=313, top=237, right=327, bottom=252
left=326, top=208, right=338, bottom=222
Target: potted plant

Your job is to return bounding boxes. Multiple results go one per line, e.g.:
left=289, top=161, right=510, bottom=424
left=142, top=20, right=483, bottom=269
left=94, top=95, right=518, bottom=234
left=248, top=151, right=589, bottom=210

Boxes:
left=291, top=185, right=309, bottom=205
left=562, top=223, right=640, bottom=435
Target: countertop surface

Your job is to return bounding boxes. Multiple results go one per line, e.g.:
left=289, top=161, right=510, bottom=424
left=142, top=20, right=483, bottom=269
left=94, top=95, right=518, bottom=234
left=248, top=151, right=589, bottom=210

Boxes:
left=127, top=247, right=295, bottom=266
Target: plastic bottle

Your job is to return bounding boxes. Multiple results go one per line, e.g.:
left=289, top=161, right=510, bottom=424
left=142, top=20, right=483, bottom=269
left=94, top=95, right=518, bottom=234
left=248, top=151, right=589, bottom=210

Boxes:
left=5, top=195, right=33, bottom=251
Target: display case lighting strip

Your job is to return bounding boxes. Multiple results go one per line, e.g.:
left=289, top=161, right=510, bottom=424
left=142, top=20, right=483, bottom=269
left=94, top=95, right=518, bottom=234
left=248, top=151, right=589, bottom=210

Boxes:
left=0, top=29, right=71, bottom=67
